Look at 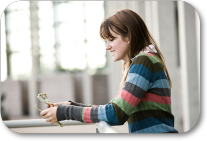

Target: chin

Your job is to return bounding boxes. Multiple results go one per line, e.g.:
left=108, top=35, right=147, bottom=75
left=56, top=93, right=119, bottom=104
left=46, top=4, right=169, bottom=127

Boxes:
left=113, top=57, right=120, bottom=62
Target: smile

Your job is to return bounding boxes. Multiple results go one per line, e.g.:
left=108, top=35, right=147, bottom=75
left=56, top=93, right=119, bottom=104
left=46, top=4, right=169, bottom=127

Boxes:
left=111, top=51, right=115, bottom=56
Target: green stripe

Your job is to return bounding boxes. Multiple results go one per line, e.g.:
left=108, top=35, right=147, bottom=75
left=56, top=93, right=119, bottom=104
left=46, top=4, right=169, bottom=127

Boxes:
left=113, top=97, right=134, bottom=115
left=81, top=107, right=85, bottom=123
left=131, top=101, right=172, bottom=114
left=136, top=53, right=161, bottom=64
left=131, top=54, right=164, bottom=73
left=113, top=97, right=171, bottom=116
left=128, top=109, right=175, bottom=124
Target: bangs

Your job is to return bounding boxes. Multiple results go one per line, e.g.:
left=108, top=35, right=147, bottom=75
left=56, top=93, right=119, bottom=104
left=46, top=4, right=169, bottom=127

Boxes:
left=99, top=19, right=118, bottom=40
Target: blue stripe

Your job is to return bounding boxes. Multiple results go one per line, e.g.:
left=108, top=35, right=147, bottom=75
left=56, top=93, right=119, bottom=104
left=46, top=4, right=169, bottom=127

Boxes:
left=105, top=103, right=121, bottom=125
left=126, top=73, right=150, bottom=91
left=128, top=64, right=153, bottom=82
left=128, top=117, right=175, bottom=132
left=150, top=79, right=170, bottom=89
left=131, top=124, right=178, bottom=133
left=98, top=105, right=108, bottom=122
left=129, top=64, right=168, bottom=83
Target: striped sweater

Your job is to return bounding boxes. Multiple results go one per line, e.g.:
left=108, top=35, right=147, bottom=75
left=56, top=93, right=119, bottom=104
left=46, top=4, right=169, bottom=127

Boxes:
left=56, top=52, right=178, bottom=133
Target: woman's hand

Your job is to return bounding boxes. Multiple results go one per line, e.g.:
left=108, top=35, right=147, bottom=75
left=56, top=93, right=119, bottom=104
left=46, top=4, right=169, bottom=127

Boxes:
left=40, top=107, right=58, bottom=124
left=47, top=101, right=71, bottom=108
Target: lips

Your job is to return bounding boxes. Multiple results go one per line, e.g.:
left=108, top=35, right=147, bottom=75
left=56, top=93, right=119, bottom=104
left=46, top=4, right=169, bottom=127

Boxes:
left=111, top=51, right=115, bottom=57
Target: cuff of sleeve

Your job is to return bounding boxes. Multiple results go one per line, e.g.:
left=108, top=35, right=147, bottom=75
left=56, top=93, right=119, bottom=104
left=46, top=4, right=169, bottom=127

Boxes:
left=57, top=104, right=85, bottom=122
left=56, top=104, right=67, bottom=121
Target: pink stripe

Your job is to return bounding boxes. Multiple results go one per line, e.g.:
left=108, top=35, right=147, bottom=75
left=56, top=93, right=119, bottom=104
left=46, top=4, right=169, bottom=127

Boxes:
left=83, top=107, right=92, bottom=123
left=116, top=91, right=121, bottom=98
left=145, top=52, right=154, bottom=56
left=119, top=90, right=141, bottom=107
left=141, top=93, right=171, bottom=105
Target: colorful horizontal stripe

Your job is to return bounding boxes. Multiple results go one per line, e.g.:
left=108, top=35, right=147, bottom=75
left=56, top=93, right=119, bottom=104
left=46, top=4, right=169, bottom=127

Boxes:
left=126, top=73, right=150, bottom=91
left=131, top=101, right=172, bottom=114
left=148, top=88, right=171, bottom=97
left=128, top=64, right=153, bottom=82
left=129, top=64, right=168, bottom=83
left=128, top=117, right=175, bottom=132
left=150, top=79, right=170, bottom=89
left=105, top=103, right=121, bottom=125
left=141, top=93, right=171, bottom=105
left=122, top=82, right=146, bottom=99
left=131, top=123, right=177, bottom=133
left=145, top=52, right=154, bottom=56
left=98, top=105, right=108, bottom=122
left=114, top=97, right=136, bottom=115
left=137, top=53, right=161, bottom=64
left=90, top=107, right=99, bottom=123
left=118, top=89, right=141, bottom=107
left=82, top=107, right=93, bottom=123
left=128, top=110, right=175, bottom=124
left=131, top=56, right=164, bottom=73
left=112, top=103, right=129, bottom=124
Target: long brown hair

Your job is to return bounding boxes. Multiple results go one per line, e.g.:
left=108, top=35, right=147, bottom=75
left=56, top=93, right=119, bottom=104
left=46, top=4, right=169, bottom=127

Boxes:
left=99, top=9, right=172, bottom=91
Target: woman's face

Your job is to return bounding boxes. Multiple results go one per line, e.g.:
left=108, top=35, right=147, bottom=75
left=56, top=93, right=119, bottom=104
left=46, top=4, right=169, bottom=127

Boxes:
left=105, top=30, right=129, bottom=63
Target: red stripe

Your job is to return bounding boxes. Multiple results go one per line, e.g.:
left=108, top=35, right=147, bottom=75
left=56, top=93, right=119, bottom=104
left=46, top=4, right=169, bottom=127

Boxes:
left=83, top=107, right=92, bottom=123
left=118, top=90, right=141, bottom=107
left=145, top=52, right=154, bottom=56
left=141, top=93, right=171, bottom=105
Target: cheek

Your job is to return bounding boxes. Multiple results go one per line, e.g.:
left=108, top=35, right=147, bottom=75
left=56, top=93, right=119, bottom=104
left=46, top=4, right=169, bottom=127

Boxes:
left=112, top=42, right=118, bottom=50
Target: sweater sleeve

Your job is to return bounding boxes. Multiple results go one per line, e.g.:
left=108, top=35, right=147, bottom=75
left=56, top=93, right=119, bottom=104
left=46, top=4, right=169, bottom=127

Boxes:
left=56, top=53, right=164, bottom=125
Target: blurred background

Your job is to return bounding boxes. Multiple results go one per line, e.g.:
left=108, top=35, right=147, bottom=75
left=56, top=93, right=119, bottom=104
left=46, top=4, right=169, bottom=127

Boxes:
left=1, top=1, right=200, bottom=133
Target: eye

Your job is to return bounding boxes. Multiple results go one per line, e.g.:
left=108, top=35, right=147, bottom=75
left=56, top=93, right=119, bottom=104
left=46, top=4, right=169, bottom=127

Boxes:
left=109, top=38, right=114, bottom=41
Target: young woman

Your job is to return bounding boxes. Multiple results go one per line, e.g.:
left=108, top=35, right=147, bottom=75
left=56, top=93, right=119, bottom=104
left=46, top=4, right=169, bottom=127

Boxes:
left=40, top=9, right=178, bottom=133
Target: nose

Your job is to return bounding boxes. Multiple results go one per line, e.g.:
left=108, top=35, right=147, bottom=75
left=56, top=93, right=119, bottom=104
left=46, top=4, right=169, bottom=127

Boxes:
left=106, top=44, right=111, bottom=50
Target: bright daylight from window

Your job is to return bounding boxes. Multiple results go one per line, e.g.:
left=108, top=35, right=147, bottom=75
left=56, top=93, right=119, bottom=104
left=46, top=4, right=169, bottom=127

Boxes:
left=2, top=1, right=106, bottom=81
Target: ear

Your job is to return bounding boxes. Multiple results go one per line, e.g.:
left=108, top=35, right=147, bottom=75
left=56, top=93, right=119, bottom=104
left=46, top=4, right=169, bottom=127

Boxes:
left=125, top=36, right=130, bottom=43
left=126, top=38, right=130, bottom=44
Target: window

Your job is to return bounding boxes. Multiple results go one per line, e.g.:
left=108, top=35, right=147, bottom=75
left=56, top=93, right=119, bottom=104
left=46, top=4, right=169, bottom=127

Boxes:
left=38, top=1, right=56, bottom=74
left=5, top=1, right=31, bottom=80
left=4, top=1, right=106, bottom=80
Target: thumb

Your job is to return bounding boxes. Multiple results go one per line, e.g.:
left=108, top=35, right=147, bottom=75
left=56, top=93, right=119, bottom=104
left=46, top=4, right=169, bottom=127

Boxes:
left=53, top=103, right=60, bottom=107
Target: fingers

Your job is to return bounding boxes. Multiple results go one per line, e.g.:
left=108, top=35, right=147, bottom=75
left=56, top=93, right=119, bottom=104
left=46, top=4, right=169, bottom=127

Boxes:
left=47, top=104, right=55, bottom=108
left=41, top=107, right=58, bottom=125
left=45, top=117, right=56, bottom=124
left=40, top=109, right=49, bottom=116
left=50, top=119, right=57, bottom=124
left=46, top=117, right=53, bottom=122
left=43, top=113, right=50, bottom=119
